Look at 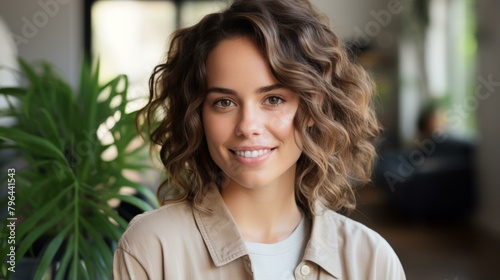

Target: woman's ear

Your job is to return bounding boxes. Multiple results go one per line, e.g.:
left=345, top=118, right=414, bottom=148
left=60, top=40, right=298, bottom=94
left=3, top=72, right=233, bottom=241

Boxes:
left=307, top=117, right=315, bottom=127
left=307, top=93, right=323, bottom=127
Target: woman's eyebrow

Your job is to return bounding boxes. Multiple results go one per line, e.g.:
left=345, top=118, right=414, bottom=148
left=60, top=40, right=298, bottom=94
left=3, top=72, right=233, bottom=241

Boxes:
left=206, top=84, right=283, bottom=95
left=256, top=84, right=283, bottom=93
left=206, top=87, right=235, bottom=95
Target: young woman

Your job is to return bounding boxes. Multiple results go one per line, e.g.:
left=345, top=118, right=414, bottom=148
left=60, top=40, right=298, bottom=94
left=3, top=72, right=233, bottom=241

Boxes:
left=113, top=0, right=406, bottom=279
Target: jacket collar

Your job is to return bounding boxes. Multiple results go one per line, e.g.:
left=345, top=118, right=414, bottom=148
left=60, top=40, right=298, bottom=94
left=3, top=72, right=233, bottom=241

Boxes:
left=302, top=201, right=343, bottom=279
left=193, top=184, right=249, bottom=266
left=193, top=184, right=342, bottom=279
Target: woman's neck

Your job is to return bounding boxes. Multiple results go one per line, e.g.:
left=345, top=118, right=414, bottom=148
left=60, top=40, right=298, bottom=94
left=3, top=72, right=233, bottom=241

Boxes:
left=220, top=181, right=303, bottom=244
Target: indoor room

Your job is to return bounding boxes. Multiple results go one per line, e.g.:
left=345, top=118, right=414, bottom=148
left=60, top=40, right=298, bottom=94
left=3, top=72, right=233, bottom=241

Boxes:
left=1, top=0, right=499, bottom=279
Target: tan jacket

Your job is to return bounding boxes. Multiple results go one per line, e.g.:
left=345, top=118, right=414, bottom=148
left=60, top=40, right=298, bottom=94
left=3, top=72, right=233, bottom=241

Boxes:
left=113, top=185, right=406, bottom=279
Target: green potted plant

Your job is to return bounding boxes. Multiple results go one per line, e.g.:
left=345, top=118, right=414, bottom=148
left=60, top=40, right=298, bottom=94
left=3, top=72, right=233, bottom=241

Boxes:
left=0, top=58, right=158, bottom=279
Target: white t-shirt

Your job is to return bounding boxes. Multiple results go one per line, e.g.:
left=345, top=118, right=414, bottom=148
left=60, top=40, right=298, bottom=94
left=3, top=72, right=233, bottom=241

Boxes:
left=245, top=217, right=310, bottom=280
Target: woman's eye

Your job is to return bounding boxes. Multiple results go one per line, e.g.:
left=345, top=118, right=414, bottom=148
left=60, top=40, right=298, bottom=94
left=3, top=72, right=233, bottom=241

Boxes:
left=264, top=96, right=284, bottom=106
left=214, top=99, right=234, bottom=108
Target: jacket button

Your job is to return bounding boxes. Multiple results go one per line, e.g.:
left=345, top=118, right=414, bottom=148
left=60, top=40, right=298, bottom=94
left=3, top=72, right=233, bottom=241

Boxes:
left=300, top=264, right=311, bottom=276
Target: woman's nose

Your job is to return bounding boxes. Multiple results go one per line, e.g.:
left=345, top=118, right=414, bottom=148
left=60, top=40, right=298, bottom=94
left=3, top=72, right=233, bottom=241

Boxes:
left=234, top=105, right=264, bottom=138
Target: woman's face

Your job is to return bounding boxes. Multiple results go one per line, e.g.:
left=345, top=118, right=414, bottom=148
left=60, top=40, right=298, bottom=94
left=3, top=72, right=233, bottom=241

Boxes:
left=202, top=37, right=302, bottom=191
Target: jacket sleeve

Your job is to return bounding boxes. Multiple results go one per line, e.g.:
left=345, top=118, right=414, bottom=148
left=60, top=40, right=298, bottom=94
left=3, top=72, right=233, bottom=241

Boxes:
left=373, top=238, right=406, bottom=280
left=113, top=247, right=148, bottom=280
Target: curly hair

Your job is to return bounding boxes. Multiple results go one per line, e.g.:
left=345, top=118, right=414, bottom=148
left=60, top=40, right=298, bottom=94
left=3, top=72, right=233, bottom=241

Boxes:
left=138, top=0, right=380, bottom=215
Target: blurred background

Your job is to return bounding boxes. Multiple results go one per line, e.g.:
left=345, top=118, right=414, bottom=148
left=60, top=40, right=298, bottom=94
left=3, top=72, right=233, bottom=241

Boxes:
left=0, top=0, right=499, bottom=279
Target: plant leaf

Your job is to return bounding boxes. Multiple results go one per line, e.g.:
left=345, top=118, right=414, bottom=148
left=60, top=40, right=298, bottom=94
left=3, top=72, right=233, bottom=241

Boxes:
left=16, top=203, right=73, bottom=262
left=0, top=127, right=67, bottom=163
left=54, top=234, right=74, bottom=280
left=33, top=223, right=72, bottom=280
left=80, top=218, right=113, bottom=272
left=108, top=194, right=154, bottom=213
left=0, top=87, right=26, bottom=97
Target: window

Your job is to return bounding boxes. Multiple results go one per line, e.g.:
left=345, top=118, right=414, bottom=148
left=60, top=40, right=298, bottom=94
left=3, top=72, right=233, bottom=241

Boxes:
left=87, top=0, right=225, bottom=111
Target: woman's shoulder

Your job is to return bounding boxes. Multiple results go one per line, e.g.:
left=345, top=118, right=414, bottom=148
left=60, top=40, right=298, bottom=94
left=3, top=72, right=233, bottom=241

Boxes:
left=321, top=209, right=387, bottom=244
left=312, top=209, right=405, bottom=278
left=127, top=201, right=193, bottom=229
left=117, top=201, right=195, bottom=248
left=316, top=208, right=400, bottom=260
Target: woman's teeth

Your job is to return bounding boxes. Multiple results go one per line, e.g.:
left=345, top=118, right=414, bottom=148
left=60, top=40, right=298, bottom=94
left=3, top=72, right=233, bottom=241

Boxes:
left=234, top=149, right=270, bottom=158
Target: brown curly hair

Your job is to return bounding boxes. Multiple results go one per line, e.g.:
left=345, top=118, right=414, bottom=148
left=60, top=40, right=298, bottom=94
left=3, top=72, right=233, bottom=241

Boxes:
left=138, top=0, right=380, bottom=215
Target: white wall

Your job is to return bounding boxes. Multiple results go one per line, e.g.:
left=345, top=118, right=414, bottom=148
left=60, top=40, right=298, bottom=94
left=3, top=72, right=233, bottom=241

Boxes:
left=476, top=0, right=500, bottom=236
left=0, top=0, right=83, bottom=87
